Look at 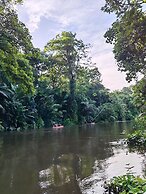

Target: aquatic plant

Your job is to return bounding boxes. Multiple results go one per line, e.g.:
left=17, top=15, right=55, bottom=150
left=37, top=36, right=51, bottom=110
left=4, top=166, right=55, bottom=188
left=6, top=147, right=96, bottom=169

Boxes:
left=126, top=114, right=146, bottom=152
left=104, top=174, right=146, bottom=194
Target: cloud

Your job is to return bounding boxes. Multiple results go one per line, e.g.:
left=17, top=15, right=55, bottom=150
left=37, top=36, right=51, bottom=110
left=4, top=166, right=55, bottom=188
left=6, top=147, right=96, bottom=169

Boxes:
left=18, top=0, right=103, bottom=33
left=18, top=0, right=132, bottom=90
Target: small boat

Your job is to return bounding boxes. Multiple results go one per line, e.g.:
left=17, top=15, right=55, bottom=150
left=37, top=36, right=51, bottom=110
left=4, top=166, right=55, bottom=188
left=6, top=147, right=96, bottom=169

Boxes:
left=52, top=124, right=64, bottom=129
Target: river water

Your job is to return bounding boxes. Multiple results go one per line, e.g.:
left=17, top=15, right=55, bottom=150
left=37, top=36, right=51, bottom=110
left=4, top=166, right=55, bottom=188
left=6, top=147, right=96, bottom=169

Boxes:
left=0, top=122, right=145, bottom=194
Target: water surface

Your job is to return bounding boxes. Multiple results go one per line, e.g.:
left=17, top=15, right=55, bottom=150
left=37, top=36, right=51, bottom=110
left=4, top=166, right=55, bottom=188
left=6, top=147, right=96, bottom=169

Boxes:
left=0, top=122, right=145, bottom=194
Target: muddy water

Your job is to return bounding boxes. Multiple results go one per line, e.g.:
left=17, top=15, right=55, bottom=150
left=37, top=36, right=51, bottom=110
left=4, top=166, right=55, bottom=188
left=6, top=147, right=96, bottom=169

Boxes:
left=0, top=122, right=145, bottom=194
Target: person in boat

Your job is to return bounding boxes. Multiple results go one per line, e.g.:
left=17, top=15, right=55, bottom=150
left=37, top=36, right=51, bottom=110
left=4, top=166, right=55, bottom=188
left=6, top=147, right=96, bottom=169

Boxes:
left=52, top=123, right=64, bottom=128
left=53, top=123, right=58, bottom=127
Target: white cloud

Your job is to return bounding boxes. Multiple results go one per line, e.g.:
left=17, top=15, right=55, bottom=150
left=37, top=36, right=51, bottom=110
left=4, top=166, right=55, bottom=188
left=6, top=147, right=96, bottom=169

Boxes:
left=18, top=0, right=102, bottom=33
left=17, top=0, right=132, bottom=90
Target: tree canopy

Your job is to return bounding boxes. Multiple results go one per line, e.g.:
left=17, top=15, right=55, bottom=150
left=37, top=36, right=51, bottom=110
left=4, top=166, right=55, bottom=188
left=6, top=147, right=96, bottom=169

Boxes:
left=0, top=0, right=35, bottom=94
left=102, top=0, right=146, bottom=81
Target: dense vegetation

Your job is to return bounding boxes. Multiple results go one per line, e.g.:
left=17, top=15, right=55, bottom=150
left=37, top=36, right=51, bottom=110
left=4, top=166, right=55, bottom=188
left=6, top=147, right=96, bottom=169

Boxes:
left=0, top=0, right=138, bottom=131
left=127, top=114, right=146, bottom=152
left=102, top=0, right=146, bottom=192
left=102, top=0, right=146, bottom=142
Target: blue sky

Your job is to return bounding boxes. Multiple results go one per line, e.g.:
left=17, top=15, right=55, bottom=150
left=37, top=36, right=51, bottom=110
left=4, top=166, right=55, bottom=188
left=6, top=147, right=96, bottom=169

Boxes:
left=18, top=0, right=134, bottom=91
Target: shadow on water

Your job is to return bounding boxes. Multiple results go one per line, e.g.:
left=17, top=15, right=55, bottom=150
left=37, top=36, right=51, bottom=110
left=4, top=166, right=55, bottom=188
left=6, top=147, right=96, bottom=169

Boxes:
left=0, top=122, right=145, bottom=194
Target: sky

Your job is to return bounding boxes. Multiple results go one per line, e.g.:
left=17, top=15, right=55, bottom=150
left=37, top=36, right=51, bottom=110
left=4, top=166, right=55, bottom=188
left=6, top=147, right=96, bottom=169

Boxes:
left=17, top=0, right=134, bottom=91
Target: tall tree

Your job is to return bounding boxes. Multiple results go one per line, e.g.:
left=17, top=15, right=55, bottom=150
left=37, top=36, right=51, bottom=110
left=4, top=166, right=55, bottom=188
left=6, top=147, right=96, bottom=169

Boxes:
left=44, top=32, right=93, bottom=121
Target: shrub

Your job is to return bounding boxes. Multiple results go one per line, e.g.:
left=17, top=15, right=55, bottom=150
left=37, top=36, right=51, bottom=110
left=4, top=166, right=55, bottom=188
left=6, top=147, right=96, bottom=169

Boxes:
left=104, top=174, right=146, bottom=194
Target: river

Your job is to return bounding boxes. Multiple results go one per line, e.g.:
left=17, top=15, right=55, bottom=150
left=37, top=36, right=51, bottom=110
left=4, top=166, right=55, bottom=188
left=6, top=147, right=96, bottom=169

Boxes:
left=0, top=122, right=145, bottom=194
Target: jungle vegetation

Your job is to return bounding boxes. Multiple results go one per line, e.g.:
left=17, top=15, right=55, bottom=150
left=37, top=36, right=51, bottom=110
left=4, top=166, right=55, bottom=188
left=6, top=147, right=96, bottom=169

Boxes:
left=102, top=0, right=146, bottom=192
left=0, top=0, right=141, bottom=131
left=102, top=0, right=146, bottom=145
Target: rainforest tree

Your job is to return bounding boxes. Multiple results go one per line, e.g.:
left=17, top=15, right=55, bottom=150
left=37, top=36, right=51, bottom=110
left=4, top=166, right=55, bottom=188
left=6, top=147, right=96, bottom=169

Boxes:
left=44, top=32, right=95, bottom=121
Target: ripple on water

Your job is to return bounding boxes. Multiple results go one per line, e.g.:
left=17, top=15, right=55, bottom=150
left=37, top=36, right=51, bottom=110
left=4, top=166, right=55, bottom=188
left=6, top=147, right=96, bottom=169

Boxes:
left=79, top=143, right=145, bottom=194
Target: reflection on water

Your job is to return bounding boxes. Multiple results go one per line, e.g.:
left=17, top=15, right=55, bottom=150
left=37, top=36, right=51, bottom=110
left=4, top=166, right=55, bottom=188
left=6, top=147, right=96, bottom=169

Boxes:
left=0, top=122, right=145, bottom=194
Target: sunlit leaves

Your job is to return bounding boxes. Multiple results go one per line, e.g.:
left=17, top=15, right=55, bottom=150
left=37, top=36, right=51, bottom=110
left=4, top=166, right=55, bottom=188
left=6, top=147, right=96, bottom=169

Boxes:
left=102, top=0, right=146, bottom=81
left=0, top=0, right=35, bottom=94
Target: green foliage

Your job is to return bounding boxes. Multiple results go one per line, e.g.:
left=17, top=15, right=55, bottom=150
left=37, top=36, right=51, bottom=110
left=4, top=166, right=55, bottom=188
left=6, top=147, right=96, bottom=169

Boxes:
left=127, top=129, right=146, bottom=147
left=34, top=80, right=64, bottom=127
left=102, top=0, right=146, bottom=81
left=101, top=0, right=144, bottom=16
left=111, top=88, right=138, bottom=120
left=135, top=114, right=146, bottom=130
left=0, top=84, right=36, bottom=130
left=87, top=82, right=109, bottom=106
left=77, top=95, right=97, bottom=123
left=96, top=103, right=117, bottom=122
left=0, top=0, right=37, bottom=130
left=95, top=87, right=138, bottom=122
left=0, top=1, right=32, bottom=52
left=0, top=0, right=35, bottom=94
left=63, top=118, right=76, bottom=126
left=36, top=117, right=45, bottom=129
left=104, top=174, right=146, bottom=194
left=127, top=115, right=146, bottom=149
left=133, top=78, right=146, bottom=113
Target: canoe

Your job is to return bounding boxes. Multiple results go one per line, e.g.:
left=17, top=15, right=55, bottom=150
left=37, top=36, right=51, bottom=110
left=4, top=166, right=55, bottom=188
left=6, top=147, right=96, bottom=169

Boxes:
left=53, top=125, right=64, bottom=129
